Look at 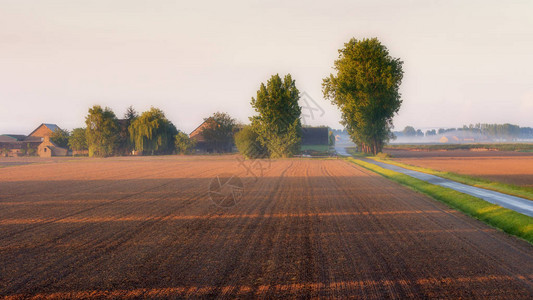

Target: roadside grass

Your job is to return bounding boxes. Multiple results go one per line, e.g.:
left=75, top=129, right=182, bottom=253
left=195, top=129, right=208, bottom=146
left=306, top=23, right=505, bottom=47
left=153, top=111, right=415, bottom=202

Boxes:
left=371, top=157, right=533, bottom=201
left=346, top=157, right=533, bottom=244
left=385, top=143, right=533, bottom=152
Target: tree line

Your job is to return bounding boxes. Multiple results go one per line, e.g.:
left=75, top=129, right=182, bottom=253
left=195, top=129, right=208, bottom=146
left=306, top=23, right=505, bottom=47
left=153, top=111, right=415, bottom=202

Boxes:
left=51, top=106, right=206, bottom=157
left=50, top=37, right=406, bottom=157
left=396, top=123, right=533, bottom=139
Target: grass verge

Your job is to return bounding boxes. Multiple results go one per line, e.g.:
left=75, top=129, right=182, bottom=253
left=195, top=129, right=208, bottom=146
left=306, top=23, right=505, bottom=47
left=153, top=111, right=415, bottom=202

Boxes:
left=372, top=158, right=533, bottom=201
left=346, top=157, right=533, bottom=244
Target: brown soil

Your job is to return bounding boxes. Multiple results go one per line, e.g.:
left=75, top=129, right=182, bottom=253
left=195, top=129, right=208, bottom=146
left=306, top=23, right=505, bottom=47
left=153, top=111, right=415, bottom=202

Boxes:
left=1, top=156, right=532, bottom=298
left=386, top=149, right=533, bottom=187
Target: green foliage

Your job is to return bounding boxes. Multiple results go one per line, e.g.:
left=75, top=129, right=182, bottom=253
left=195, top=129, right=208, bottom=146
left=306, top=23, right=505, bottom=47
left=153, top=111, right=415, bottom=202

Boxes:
left=85, top=105, right=119, bottom=157
left=348, top=158, right=533, bottom=244
left=116, top=106, right=138, bottom=155
left=175, top=131, right=196, bottom=154
left=234, top=125, right=269, bottom=159
left=201, top=112, right=237, bottom=153
left=375, top=152, right=392, bottom=159
left=129, top=107, right=178, bottom=155
left=323, top=38, right=403, bottom=155
left=50, top=128, right=70, bottom=149
left=250, top=74, right=302, bottom=158
left=69, top=128, right=88, bottom=152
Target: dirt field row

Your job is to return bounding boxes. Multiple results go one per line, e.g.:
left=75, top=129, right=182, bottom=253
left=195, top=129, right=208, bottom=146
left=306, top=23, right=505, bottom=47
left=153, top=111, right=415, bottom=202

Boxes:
left=385, top=149, right=533, bottom=187
left=1, top=156, right=532, bottom=298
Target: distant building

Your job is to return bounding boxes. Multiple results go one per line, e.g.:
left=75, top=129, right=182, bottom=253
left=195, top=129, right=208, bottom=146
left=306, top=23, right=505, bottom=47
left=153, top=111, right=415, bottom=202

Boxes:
left=37, top=136, right=68, bottom=157
left=301, top=127, right=330, bottom=153
left=189, top=118, right=215, bottom=153
left=189, top=118, right=239, bottom=153
left=439, top=136, right=460, bottom=143
left=0, top=123, right=68, bottom=157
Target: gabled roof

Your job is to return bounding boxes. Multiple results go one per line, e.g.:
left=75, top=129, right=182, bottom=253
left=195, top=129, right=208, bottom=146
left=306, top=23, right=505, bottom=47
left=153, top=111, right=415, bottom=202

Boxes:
left=28, top=123, right=61, bottom=137
left=43, top=123, right=60, bottom=132
left=189, top=118, right=214, bottom=140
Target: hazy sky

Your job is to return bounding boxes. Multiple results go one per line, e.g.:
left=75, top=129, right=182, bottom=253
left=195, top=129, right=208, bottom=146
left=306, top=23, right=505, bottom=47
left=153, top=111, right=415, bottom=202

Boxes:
left=1, top=0, right=532, bottom=134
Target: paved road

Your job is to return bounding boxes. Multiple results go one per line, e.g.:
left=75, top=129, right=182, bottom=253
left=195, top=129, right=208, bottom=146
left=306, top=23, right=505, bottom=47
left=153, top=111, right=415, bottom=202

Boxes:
left=335, top=146, right=533, bottom=217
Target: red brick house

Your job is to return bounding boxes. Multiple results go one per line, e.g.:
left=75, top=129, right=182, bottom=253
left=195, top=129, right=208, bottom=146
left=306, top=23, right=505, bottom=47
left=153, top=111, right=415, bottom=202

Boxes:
left=0, top=123, right=68, bottom=157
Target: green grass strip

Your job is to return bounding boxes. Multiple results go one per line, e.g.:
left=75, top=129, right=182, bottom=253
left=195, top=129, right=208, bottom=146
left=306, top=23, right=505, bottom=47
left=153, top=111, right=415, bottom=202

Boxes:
left=371, top=158, right=533, bottom=201
left=346, top=157, right=533, bottom=244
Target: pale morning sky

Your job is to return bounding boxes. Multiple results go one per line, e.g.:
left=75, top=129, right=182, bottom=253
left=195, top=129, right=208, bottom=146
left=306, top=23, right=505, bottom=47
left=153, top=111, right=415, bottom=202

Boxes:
left=1, top=0, right=532, bottom=134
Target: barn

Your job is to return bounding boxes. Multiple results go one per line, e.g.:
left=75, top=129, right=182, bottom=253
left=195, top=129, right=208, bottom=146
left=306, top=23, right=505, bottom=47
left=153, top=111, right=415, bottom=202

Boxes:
left=300, top=127, right=331, bottom=154
left=189, top=118, right=215, bottom=153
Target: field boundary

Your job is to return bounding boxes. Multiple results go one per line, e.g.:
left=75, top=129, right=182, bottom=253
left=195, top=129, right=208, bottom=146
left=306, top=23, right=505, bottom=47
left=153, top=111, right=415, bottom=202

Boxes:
left=372, top=157, right=533, bottom=201
left=346, top=157, right=533, bottom=244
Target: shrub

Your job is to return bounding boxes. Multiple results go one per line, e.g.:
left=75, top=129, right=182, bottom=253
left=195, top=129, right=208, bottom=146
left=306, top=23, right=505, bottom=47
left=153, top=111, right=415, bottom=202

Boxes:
left=235, top=125, right=268, bottom=159
left=175, top=132, right=196, bottom=154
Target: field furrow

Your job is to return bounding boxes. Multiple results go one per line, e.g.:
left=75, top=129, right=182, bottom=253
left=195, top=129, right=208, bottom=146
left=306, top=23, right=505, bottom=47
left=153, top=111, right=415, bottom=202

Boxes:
left=1, top=156, right=532, bottom=298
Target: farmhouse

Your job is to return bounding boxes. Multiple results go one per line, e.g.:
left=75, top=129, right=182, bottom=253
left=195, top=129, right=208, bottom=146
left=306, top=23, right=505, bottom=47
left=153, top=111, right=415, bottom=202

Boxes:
left=189, top=118, right=215, bottom=153
left=0, top=123, right=68, bottom=157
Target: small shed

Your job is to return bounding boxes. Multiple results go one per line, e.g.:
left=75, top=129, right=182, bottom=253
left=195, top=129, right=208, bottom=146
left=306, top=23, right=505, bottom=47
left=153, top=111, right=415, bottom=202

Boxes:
left=37, top=136, right=68, bottom=157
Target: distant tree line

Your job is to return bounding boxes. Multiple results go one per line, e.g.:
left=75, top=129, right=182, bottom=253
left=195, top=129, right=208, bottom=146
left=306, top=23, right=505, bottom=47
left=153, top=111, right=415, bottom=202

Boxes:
left=393, top=123, right=533, bottom=139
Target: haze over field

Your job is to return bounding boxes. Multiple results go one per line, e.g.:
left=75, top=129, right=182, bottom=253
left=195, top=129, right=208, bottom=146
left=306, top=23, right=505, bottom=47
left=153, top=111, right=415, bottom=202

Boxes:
left=1, top=0, right=532, bottom=134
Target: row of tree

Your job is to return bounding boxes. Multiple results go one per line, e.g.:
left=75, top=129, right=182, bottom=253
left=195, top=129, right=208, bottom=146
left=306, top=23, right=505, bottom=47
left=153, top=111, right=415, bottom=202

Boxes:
left=50, top=106, right=197, bottom=157
left=236, top=38, right=406, bottom=157
left=396, top=124, right=533, bottom=139
left=53, top=37, right=405, bottom=157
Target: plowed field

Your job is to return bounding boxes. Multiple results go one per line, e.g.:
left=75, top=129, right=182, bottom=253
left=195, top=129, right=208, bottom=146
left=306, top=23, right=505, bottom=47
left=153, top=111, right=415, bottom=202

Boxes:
left=1, top=156, right=532, bottom=298
left=386, top=149, right=533, bottom=187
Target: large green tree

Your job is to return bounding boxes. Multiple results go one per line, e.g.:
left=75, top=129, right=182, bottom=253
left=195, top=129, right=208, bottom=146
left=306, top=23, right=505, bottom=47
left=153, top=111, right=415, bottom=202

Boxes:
left=129, top=107, right=178, bottom=155
left=85, top=105, right=119, bottom=157
left=323, top=38, right=403, bottom=154
left=50, top=128, right=70, bottom=148
left=68, top=127, right=88, bottom=152
left=200, top=112, right=236, bottom=153
left=251, top=74, right=301, bottom=158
